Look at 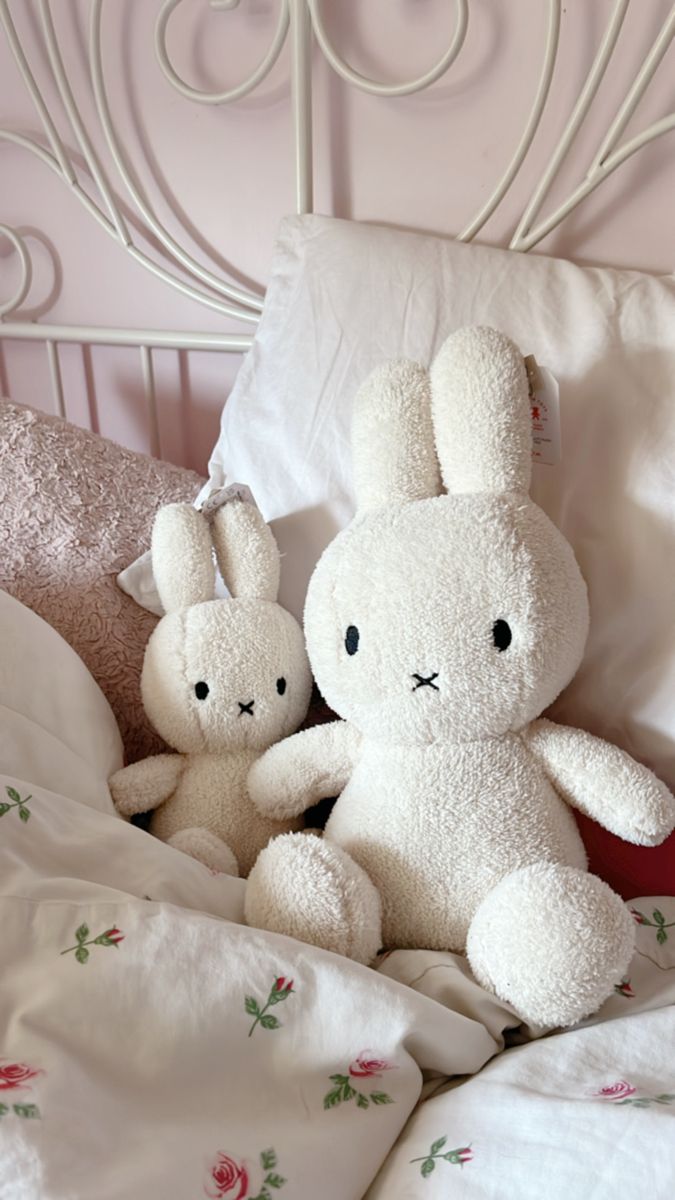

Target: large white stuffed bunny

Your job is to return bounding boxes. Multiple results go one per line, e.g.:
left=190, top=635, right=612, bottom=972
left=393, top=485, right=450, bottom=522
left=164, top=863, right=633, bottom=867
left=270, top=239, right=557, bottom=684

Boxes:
left=245, top=326, right=675, bottom=1027
left=110, top=498, right=312, bottom=876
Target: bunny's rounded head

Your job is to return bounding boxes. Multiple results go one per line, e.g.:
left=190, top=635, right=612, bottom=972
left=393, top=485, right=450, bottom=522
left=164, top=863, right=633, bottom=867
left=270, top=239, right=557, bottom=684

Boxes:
left=142, top=500, right=312, bottom=753
left=305, top=327, right=589, bottom=746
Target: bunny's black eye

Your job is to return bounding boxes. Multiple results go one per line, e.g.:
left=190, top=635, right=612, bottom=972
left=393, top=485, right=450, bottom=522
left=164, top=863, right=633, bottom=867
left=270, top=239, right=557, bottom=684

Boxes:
left=492, top=620, right=512, bottom=652
left=276, top=677, right=287, bottom=695
left=345, top=626, right=360, bottom=656
left=194, top=681, right=210, bottom=700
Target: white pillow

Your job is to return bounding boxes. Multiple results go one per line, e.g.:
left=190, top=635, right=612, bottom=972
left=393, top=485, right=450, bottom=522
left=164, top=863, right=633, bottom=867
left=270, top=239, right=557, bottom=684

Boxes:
left=0, top=589, right=123, bottom=810
left=127, top=215, right=675, bottom=791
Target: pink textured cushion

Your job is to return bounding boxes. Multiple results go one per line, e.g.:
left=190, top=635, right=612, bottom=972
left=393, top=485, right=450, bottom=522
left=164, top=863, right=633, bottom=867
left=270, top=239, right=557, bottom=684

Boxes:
left=0, top=401, right=204, bottom=764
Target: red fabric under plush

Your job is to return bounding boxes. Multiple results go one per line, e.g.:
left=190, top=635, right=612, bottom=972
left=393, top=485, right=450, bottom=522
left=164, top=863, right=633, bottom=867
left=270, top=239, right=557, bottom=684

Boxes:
left=575, top=811, right=675, bottom=900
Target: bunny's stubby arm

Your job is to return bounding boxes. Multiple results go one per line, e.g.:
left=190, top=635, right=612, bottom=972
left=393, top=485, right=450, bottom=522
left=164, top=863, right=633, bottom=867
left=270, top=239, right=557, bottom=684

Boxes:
left=248, top=720, right=362, bottom=820
left=523, top=719, right=675, bottom=845
left=109, top=754, right=186, bottom=818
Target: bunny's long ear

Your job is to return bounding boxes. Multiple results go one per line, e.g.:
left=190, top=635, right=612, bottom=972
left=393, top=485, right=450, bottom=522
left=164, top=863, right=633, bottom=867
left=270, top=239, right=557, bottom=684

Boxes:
left=352, top=360, right=441, bottom=512
left=211, top=499, right=280, bottom=601
left=430, top=326, right=531, bottom=496
left=152, top=503, right=215, bottom=612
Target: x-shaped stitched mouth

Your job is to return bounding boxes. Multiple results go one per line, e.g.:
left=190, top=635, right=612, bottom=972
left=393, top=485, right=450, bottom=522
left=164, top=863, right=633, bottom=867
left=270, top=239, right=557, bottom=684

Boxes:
left=238, top=701, right=255, bottom=716
left=412, top=673, right=440, bottom=691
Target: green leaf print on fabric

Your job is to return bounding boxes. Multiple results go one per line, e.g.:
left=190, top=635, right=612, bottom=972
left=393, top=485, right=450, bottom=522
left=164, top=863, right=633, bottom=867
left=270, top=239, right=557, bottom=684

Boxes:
left=0, top=1104, right=41, bottom=1120
left=631, top=907, right=675, bottom=944
left=411, top=1138, right=473, bottom=1176
left=12, top=1103, right=40, bottom=1119
left=615, top=1093, right=675, bottom=1107
left=264, top=1174, right=286, bottom=1190
left=259, top=1015, right=280, bottom=1030
left=0, top=786, right=32, bottom=822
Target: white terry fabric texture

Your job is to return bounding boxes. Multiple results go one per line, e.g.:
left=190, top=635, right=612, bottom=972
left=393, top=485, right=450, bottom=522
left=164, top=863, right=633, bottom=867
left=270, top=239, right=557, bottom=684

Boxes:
left=202, top=216, right=675, bottom=793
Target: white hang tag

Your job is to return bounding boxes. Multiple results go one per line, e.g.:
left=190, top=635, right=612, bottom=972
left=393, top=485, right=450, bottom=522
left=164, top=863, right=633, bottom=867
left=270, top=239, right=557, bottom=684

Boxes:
left=199, top=481, right=259, bottom=520
left=197, top=483, right=260, bottom=602
left=525, top=357, right=561, bottom=466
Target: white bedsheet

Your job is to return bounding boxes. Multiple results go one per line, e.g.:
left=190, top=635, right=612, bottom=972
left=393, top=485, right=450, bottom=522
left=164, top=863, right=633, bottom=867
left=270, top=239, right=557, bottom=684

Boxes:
left=1, top=595, right=674, bottom=1199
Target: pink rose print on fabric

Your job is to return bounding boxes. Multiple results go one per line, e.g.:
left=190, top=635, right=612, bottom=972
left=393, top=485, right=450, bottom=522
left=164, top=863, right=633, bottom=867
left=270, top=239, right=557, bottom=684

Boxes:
left=0, top=1061, right=43, bottom=1121
left=595, top=1082, right=636, bottom=1100
left=0, top=1063, right=41, bottom=1092
left=204, top=1149, right=286, bottom=1199
left=593, top=1081, right=675, bottom=1108
left=325, top=1052, right=397, bottom=1111
left=349, top=1052, right=397, bottom=1079
left=205, top=1154, right=249, bottom=1200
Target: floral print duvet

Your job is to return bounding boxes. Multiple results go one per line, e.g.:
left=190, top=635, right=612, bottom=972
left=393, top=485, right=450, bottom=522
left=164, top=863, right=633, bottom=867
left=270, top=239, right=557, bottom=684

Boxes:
left=1, top=770, right=674, bottom=1200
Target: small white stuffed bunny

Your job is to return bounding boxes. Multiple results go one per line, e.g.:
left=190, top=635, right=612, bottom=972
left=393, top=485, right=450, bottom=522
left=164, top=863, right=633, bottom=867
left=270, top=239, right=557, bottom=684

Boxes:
left=245, top=326, right=675, bottom=1027
left=110, top=497, right=312, bottom=876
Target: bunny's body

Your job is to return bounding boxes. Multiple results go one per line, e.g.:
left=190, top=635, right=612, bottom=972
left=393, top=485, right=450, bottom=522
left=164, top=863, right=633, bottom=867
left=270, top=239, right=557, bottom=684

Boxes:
left=148, top=747, right=299, bottom=878
left=324, top=733, right=585, bottom=950
left=245, top=328, right=675, bottom=1026
left=110, top=501, right=312, bottom=876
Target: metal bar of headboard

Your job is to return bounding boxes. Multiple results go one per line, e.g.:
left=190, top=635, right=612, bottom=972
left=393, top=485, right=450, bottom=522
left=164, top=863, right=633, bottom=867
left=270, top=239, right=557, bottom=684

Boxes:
left=0, top=322, right=251, bottom=434
left=139, top=344, right=160, bottom=459
left=45, top=338, right=64, bottom=417
left=290, top=0, right=313, bottom=215
left=0, top=323, right=253, bottom=352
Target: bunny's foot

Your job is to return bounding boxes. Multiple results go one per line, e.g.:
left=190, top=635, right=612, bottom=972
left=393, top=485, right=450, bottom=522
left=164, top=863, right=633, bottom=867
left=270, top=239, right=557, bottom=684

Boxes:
left=466, top=863, right=634, bottom=1029
left=245, top=833, right=382, bottom=964
left=167, top=828, right=239, bottom=877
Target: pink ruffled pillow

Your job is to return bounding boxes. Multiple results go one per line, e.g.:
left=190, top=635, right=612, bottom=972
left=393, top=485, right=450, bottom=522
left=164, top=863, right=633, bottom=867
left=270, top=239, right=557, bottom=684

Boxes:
left=0, top=401, right=204, bottom=764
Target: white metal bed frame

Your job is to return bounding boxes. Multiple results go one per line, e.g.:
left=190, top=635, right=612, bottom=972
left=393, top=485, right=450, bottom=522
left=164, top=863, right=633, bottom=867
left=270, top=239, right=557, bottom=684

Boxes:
left=1, top=0, right=674, bottom=453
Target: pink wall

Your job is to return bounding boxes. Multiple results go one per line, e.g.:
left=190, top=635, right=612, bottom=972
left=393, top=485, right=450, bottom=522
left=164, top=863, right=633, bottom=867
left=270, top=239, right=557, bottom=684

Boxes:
left=2, top=0, right=675, bottom=473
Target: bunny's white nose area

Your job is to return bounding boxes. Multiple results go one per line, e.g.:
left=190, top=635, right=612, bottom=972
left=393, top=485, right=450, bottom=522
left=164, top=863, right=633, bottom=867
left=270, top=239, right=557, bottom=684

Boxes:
left=305, top=494, right=589, bottom=746
left=141, top=598, right=312, bottom=754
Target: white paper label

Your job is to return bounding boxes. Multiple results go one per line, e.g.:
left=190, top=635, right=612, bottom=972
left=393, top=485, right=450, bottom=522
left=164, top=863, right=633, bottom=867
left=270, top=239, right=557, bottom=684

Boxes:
left=530, top=364, right=561, bottom=466
left=199, top=482, right=258, bottom=520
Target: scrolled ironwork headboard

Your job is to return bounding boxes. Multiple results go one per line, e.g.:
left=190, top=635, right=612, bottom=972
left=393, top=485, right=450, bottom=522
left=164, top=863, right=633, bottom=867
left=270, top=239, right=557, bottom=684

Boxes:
left=0, top=0, right=673, bottom=456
